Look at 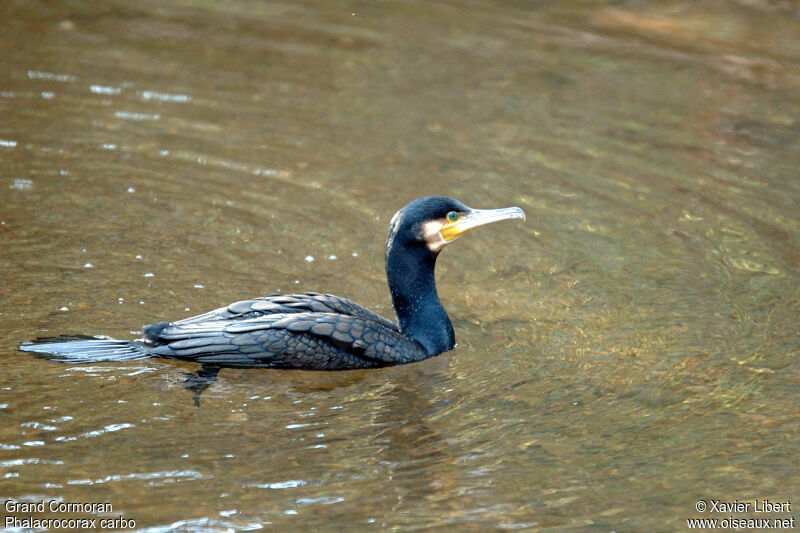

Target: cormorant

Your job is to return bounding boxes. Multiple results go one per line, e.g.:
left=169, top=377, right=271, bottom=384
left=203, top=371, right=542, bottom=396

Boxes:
left=20, top=196, right=525, bottom=370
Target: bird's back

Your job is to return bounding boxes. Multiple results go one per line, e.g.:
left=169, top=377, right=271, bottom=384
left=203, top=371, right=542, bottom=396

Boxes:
left=142, top=292, right=430, bottom=369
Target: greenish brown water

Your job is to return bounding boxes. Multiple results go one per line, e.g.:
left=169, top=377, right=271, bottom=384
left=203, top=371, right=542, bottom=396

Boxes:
left=1, top=1, right=798, bottom=531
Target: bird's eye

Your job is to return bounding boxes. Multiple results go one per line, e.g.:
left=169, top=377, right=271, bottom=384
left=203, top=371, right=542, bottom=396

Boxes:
left=446, top=211, right=459, bottom=222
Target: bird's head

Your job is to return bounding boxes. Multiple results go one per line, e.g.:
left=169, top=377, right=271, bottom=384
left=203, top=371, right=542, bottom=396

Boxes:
left=387, top=196, right=526, bottom=254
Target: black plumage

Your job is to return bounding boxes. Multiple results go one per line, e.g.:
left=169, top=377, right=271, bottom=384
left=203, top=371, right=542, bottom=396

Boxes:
left=20, top=196, right=525, bottom=370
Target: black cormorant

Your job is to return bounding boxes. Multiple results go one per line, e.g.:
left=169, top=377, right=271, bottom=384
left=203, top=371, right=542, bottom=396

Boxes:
left=20, top=196, right=525, bottom=370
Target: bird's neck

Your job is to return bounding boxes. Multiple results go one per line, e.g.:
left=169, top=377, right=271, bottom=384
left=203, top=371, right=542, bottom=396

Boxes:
left=386, top=243, right=455, bottom=356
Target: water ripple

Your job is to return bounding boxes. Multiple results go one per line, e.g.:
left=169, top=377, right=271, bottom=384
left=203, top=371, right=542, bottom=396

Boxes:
left=247, top=479, right=307, bottom=490
left=140, top=90, right=191, bottom=103
left=53, top=422, right=135, bottom=442
left=137, top=517, right=264, bottom=532
left=27, top=70, right=76, bottom=82
left=67, top=469, right=209, bottom=486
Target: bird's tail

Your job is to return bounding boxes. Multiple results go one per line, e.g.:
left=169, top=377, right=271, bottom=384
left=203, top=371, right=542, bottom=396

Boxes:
left=19, top=335, right=153, bottom=363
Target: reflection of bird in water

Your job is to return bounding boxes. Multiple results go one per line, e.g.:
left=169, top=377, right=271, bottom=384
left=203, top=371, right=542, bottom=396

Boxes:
left=21, top=196, right=525, bottom=371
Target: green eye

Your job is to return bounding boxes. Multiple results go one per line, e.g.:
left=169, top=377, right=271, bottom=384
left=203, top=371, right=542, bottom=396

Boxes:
left=446, top=211, right=459, bottom=222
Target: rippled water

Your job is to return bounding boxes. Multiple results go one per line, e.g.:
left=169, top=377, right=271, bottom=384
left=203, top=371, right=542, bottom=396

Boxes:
left=1, top=1, right=798, bottom=531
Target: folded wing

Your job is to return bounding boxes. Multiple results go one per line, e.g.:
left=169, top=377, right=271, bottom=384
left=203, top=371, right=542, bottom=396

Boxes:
left=170, top=292, right=399, bottom=332
left=148, top=312, right=426, bottom=370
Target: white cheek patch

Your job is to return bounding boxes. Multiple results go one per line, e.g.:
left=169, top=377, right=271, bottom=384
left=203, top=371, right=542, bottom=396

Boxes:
left=421, top=220, right=447, bottom=252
